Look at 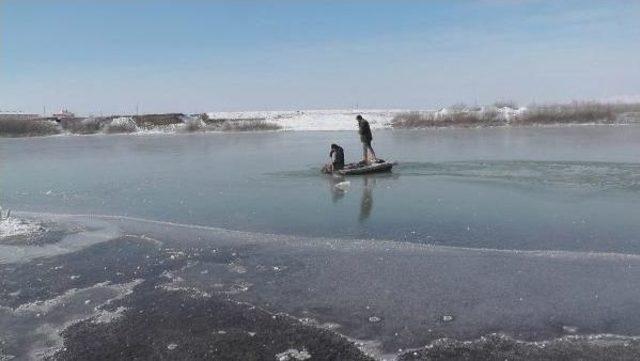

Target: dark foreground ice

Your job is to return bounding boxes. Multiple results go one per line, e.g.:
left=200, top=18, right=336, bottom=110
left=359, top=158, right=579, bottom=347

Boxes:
left=2, top=212, right=640, bottom=360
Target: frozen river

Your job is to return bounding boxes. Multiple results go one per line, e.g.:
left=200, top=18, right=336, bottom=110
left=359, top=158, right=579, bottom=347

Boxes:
left=2, top=126, right=640, bottom=360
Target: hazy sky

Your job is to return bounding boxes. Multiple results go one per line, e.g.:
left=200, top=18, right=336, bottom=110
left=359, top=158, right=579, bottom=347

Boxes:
left=1, top=1, right=639, bottom=115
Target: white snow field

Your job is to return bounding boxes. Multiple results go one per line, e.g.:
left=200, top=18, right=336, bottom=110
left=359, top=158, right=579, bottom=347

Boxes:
left=206, top=107, right=526, bottom=131
left=206, top=109, right=402, bottom=131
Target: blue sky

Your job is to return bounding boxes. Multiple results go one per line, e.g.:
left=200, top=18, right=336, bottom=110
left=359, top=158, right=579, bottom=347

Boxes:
left=1, top=1, right=639, bottom=114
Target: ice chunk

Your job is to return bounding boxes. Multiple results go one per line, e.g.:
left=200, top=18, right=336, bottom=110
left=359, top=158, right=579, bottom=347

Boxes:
left=442, top=314, right=454, bottom=322
left=0, top=217, right=44, bottom=239
left=563, top=325, right=578, bottom=333
left=334, top=181, right=351, bottom=191
left=275, top=348, right=311, bottom=361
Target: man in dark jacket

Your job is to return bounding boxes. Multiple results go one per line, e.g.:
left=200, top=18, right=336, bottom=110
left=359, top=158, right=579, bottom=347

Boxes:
left=329, top=143, right=345, bottom=171
left=357, top=115, right=377, bottom=164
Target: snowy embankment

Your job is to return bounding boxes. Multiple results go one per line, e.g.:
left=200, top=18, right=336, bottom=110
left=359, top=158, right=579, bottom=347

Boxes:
left=206, top=107, right=530, bottom=131
left=206, top=109, right=403, bottom=131
left=3, top=104, right=636, bottom=138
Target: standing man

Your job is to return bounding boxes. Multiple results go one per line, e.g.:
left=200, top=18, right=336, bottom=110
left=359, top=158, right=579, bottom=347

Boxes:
left=357, top=115, right=377, bottom=164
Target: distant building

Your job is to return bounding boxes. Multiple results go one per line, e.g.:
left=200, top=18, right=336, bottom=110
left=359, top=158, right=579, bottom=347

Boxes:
left=52, top=109, right=75, bottom=119
left=0, top=111, right=40, bottom=121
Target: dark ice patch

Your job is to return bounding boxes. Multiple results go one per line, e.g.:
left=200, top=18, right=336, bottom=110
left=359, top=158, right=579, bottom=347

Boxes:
left=0, top=236, right=176, bottom=308
left=50, top=281, right=373, bottom=361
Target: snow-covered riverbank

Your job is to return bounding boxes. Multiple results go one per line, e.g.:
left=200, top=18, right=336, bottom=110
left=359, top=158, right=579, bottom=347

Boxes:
left=2, top=104, right=638, bottom=137
left=206, top=109, right=403, bottom=131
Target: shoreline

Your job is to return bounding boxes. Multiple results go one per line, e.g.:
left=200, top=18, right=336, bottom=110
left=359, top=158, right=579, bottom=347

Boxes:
left=9, top=210, right=640, bottom=260
left=1, top=120, right=637, bottom=139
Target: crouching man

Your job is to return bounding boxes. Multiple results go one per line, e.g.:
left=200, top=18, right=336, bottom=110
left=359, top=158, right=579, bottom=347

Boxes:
left=323, top=143, right=345, bottom=173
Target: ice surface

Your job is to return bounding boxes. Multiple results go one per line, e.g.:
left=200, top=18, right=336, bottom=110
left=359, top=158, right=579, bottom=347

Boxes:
left=5, top=212, right=640, bottom=359
left=1, top=279, right=142, bottom=359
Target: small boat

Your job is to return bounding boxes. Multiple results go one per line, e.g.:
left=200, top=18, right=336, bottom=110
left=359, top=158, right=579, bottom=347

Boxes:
left=336, top=160, right=394, bottom=176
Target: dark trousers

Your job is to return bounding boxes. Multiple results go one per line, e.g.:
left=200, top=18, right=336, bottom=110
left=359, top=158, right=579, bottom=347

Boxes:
left=362, top=142, right=376, bottom=162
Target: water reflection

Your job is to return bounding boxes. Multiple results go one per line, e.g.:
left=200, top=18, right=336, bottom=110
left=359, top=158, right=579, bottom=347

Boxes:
left=326, top=174, right=377, bottom=222
left=359, top=176, right=374, bottom=222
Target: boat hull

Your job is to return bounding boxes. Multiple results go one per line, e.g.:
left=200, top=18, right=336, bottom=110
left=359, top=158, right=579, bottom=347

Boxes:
left=336, top=162, right=394, bottom=176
